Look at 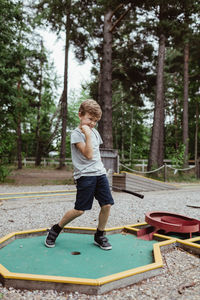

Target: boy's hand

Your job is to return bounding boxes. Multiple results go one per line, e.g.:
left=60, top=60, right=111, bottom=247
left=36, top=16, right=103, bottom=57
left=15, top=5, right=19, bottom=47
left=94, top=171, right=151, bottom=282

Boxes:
left=77, top=125, right=93, bottom=160
left=81, top=125, right=91, bottom=136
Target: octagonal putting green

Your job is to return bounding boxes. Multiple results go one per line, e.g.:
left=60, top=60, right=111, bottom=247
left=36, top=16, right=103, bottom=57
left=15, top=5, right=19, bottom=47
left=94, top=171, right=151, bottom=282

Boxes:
left=0, top=226, right=175, bottom=294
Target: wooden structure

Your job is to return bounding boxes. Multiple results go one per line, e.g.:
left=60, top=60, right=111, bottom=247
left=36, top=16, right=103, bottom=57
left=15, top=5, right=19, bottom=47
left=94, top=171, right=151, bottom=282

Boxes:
left=100, top=148, right=119, bottom=173
left=112, top=172, right=177, bottom=192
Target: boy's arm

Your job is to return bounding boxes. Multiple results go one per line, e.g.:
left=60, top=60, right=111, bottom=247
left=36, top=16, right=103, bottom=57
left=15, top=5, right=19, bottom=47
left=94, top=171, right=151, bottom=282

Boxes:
left=75, top=125, right=93, bottom=160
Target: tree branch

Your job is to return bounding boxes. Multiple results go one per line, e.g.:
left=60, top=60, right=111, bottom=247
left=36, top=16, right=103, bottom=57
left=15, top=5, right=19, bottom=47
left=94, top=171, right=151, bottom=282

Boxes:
left=108, top=3, right=123, bottom=21
left=110, top=6, right=131, bottom=33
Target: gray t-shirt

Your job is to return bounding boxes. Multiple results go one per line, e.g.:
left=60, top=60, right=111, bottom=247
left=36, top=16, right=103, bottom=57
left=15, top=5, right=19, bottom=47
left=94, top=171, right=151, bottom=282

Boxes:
left=70, top=127, right=106, bottom=179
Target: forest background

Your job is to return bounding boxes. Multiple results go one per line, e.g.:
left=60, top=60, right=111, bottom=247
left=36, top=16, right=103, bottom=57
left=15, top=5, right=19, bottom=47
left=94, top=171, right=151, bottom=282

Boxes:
left=0, top=0, right=200, bottom=182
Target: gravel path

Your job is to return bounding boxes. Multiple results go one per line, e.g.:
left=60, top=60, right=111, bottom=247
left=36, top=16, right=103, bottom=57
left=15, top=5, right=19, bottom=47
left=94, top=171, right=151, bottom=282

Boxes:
left=0, top=184, right=200, bottom=299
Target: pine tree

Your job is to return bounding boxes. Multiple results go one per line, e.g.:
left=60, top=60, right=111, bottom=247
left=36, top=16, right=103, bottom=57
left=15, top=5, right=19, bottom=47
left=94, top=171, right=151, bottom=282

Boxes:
left=33, top=0, right=72, bottom=168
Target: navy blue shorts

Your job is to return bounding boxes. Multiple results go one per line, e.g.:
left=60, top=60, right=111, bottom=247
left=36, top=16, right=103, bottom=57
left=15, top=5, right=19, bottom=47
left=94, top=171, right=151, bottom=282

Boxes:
left=74, top=174, right=114, bottom=211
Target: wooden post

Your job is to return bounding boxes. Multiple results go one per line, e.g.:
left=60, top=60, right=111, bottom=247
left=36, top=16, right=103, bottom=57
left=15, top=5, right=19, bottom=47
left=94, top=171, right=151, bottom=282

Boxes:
left=164, top=163, right=167, bottom=182
left=196, top=158, right=200, bottom=179
left=23, top=158, right=26, bottom=167
left=142, top=160, right=145, bottom=172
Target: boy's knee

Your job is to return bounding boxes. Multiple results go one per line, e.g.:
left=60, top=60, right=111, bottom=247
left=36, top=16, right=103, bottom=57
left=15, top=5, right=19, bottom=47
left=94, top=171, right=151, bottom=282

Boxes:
left=101, top=204, right=111, bottom=210
left=74, top=209, right=84, bottom=217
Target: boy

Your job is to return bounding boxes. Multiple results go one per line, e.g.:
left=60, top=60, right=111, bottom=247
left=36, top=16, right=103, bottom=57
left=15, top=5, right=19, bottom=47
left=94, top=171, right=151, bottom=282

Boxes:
left=45, top=99, right=114, bottom=250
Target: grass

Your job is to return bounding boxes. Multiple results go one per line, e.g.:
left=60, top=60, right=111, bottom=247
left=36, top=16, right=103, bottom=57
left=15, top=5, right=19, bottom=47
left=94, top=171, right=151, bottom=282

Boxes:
left=12, top=163, right=74, bottom=171
left=0, top=178, right=15, bottom=184
left=147, top=172, right=200, bottom=183
left=37, top=178, right=75, bottom=185
left=0, top=165, right=74, bottom=186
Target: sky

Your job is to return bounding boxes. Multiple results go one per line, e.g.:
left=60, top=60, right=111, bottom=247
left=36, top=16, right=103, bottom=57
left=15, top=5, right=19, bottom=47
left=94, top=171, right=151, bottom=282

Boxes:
left=42, top=30, right=92, bottom=95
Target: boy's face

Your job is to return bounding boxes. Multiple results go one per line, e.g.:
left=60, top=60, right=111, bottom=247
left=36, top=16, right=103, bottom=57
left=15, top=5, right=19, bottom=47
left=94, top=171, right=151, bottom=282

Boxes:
left=79, top=112, right=99, bottom=129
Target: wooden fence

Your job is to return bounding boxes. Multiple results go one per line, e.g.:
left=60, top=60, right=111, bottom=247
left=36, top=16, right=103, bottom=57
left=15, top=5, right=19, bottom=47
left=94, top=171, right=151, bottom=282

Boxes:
left=14, top=157, right=73, bottom=167
left=14, top=157, right=195, bottom=170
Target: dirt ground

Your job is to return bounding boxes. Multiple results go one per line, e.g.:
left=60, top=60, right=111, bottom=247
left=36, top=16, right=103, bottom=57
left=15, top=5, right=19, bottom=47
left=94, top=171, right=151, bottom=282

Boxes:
left=3, top=166, right=200, bottom=186
left=5, top=168, right=74, bottom=185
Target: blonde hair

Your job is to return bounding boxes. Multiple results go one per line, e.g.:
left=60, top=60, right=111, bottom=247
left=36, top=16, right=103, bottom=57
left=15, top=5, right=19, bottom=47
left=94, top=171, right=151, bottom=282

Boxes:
left=79, top=99, right=102, bottom=120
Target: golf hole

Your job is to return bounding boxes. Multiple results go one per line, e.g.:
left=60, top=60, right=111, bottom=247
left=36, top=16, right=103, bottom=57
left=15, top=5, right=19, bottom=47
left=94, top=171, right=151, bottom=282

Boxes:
left=71, top=251, right=81, bottom=255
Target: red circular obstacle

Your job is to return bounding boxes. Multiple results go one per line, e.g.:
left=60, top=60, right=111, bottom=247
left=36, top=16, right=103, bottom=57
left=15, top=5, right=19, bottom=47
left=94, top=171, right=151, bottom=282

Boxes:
left=137, top=211, right=200, bottom=240
left=145, top=211, right=200, bottom=234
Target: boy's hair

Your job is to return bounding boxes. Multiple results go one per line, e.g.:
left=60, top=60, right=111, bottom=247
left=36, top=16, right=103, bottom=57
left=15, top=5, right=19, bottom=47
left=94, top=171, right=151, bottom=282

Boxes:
left=79, top=99, right=102, bottom=120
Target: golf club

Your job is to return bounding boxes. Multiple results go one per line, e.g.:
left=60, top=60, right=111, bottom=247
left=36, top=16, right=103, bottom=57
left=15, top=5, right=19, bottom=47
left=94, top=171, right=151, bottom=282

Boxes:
left=110, top=185, right=144, bottom=199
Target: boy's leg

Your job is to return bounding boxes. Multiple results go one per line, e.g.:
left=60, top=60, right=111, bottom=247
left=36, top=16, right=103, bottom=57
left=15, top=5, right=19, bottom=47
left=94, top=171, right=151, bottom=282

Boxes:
left=45, top=176, right=97, bottom=248
left=97, top=204, right=111, bottom=231
left=45, top=209, right=84, bottom=248
left=94, top=204, right=112, bottom=250
left=58, top=208, right=84, bottom=228
left=94, top=175, right=114, bottom=250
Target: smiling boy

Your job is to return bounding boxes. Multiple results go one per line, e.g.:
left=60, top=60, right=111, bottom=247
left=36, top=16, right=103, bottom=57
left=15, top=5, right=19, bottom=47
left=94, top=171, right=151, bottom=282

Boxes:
left=45, top=99, right=114, bottom=250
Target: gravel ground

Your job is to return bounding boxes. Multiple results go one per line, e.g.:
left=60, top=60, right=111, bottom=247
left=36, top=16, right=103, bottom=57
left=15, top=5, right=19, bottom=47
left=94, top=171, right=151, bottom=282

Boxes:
left=0, top=184, right=200, bottom=299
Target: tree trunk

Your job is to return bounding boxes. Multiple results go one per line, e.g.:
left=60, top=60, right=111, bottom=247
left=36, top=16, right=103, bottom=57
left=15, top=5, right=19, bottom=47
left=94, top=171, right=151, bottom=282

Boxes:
left=35, top=41, right=43, bottom=166
left=183, top=43, right=189, bottom=167
left=59, top=7, right=70, bottom=169
left=97, top=60, right=104, bottom=140
left=195, top=100, right=199, bottom=177
left=99, top=9, right=113, bottom=148
left=121, top=98, right=125, bottom=160
left=148, top=34, right=166, bottom=170
left=16, top=80, right=22, bottom=169
left=173, top=97, right=179, bottom=150
left=173, top=75, right=179, bottom=150
left=158, top=90, right=165, bottom=166
left=129, top=108, right=134, bottom=161
left=16, top=116, right=22, bottom=169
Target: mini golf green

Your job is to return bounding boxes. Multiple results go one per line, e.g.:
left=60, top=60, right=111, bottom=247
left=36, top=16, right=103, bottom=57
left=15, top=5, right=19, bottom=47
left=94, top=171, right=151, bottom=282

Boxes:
left=0, top=233, right=156, bottom=279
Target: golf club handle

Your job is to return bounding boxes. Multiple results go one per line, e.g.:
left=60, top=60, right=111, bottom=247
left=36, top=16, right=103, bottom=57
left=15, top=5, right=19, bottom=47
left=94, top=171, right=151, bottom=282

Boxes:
left=111, top=186, right=144, bottom=199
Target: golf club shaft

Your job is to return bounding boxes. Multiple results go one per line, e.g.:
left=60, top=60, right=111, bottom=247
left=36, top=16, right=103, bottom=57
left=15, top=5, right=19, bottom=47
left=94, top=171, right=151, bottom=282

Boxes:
left=111, top=186, right=144, bottom=199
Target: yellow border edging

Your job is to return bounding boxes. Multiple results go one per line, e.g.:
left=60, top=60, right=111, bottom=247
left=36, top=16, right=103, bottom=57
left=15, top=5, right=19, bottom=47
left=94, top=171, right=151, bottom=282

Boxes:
left=177, top=238, right=200, bottom=249
left=0, top=192, right=76, bottom=201
left=185, top=236, right=200, bottom=243
left=97, top=238, right=176, bottom=285
left=0, top=225, right=198, bottom=288
left=0, top=190, right=76, bottom=196
left=0, top=225, right=168, bottom=286
left=125, top=223, right=200, bottom=243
